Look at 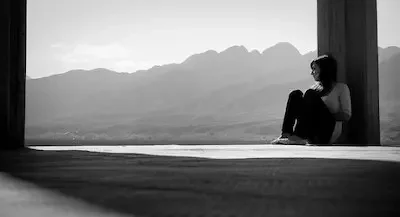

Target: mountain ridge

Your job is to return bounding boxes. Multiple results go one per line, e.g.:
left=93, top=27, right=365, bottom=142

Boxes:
left=25, top=43, right=400, bottom=144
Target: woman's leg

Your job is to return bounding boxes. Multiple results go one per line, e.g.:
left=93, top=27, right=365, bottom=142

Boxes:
left=294, top=89, right=336, bottom=144
left=281, top=90, right=304, bottom=136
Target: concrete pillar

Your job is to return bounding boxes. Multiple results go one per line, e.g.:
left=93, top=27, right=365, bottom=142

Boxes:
left=0, top=0, right=26, bottom=149
left=318, top=0, right=380, bottom=145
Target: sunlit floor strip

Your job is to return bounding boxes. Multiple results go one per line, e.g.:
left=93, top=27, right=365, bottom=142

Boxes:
left=31, top=144, right=400, bottom=162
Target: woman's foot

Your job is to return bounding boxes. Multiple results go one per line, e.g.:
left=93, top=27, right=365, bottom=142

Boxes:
left=271, top=133, right=291, bottom=144
left=285, top=135, right=309, bottom=145
left=306, top=136, right=321, bottom=146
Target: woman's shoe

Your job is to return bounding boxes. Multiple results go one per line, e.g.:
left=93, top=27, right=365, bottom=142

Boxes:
left=286, top=135, right=309, bottom=145
left=271, top=133, right=291, bottom=144
left=271, top=137, right=288, bottom=144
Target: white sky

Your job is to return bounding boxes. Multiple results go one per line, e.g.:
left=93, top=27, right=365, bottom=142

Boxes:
left=27, top=0, right=400, bottom=78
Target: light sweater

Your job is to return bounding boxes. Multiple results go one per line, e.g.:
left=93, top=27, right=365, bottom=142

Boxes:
left=320, top=82, right=352, bottom=144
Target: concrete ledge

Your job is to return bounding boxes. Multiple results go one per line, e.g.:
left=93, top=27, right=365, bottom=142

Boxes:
left=31, top=144, right=400, bottom=162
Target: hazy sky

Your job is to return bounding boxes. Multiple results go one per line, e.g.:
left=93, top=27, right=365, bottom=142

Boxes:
left=27, top=0, right=400, bottom=78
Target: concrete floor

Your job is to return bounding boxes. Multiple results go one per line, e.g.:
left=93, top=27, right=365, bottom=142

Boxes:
left=1, top=145, right=400, bottom=217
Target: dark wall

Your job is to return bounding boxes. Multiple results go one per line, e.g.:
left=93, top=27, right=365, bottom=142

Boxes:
left=0, top=0, right=26, bottom=149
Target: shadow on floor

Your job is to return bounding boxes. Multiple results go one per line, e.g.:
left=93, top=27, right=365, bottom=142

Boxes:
left=1, top=148, right=400, bottom=217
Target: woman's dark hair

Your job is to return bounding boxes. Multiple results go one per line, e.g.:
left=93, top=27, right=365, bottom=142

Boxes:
left=310, top=54, right=337, bottom=87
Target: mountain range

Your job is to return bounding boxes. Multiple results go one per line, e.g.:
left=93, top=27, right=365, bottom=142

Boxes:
left=25, top=43, right=400, bottom=145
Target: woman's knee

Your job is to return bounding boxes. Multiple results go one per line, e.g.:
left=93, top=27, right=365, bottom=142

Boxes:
left=304, top=89, right=319, bottom=99
left=289, top=89, right=303, bottom=99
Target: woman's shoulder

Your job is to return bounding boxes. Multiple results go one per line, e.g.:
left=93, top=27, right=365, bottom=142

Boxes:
left=334, top=82, right=351, bottom=95
left=335, top=82, right=349, bottom=90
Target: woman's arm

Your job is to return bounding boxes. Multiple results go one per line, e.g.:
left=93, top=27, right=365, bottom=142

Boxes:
left=337, top=84, right=352, bottom=122
left=333, top=111, right=351, bottom=122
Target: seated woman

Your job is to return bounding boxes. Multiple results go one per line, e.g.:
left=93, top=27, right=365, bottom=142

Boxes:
left=271, top=54, right=352, bottom=145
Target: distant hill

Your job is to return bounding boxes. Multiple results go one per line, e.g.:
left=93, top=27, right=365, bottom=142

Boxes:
left=25, top=44, right=400, bottom=144
left=379, top=53, right=400, bottom=101
left=26, top=42, right=311, bottom=124
left=302, top=46, right=400, bottom=64
left=379, top=53, right=400, bottom=145
left=379, top=46, right=400, bottom=63
left=302, top=50, right=318, bottom=64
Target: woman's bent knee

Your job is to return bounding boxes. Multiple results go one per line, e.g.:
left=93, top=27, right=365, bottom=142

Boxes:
left=304, top=89, right=319, bottom=98
left=289, top=89, right=303, bottom=99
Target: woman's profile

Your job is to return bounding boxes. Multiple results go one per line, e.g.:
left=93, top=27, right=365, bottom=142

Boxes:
left=271, top=54, right=352, bottom=145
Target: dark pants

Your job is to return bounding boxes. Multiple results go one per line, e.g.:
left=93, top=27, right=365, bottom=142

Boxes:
left=282, top=89, right=336, bottom=144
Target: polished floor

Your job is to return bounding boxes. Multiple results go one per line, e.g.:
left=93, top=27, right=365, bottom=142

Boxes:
left=1, top=145, right=400, bottom=217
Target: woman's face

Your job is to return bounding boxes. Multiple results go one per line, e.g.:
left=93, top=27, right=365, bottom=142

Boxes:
left=311, top=63, right=321, bottom=81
